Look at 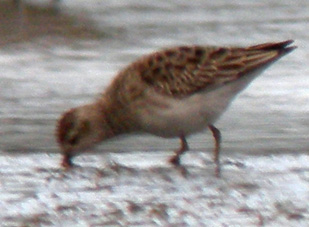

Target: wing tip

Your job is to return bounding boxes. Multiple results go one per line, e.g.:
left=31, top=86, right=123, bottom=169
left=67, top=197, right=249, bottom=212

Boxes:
left=248, top=40, right=297, bottom=60
left=277, top=40, right=297, bottom=56
left=250, top=39, right=297, bottom=52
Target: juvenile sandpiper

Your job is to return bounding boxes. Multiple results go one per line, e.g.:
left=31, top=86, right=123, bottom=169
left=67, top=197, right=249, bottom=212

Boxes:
left=56, top=40, right=296, bottom=174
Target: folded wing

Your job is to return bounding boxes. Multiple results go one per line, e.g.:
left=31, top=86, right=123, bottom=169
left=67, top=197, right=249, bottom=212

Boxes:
left=138, top=40, right=296, bottom=97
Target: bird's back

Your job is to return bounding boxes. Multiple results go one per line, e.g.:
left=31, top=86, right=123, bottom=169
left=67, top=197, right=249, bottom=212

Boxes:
left=109, top=40, right=296, bottom=100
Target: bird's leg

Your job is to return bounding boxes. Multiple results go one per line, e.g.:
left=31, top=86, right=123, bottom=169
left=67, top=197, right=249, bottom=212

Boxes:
left=208, top=125, right=221, bottom=176
left=169, top=135, right=189, bottom=166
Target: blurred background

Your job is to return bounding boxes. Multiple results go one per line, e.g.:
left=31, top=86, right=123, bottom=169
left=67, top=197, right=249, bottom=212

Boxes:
left=0, top=0, right=308, bottom=226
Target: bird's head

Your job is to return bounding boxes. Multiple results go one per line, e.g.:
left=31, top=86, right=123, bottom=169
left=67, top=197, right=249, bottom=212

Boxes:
left=56, top=103, right=113, bottom=168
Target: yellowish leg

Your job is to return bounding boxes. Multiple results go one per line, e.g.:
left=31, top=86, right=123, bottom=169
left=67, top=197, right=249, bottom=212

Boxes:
left=208, top=125, right=221, bottom=176
left=169, top=135, right=188, bottom=166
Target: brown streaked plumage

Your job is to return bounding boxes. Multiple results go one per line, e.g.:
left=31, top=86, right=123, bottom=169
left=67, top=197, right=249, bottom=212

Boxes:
left=56, top=40, right=296, bottom=174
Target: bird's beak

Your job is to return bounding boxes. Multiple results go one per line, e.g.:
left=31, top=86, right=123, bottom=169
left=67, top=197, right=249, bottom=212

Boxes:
left=61, top=150, right=74, bottom=168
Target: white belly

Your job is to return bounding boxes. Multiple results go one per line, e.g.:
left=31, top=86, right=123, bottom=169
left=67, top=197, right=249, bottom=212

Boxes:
left=137, top=73, right=259, bottom=138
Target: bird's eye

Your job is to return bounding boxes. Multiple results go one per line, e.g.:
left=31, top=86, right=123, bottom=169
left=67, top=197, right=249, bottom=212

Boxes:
left=65, top=123, right=80, bottom=145
left=66, top=120, right=90, bottom=146
left=68, top=133, right=80, bottom=145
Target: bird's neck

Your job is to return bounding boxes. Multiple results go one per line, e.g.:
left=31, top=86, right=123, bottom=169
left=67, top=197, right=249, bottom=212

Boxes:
left=94, top=97, right=134, bottom=139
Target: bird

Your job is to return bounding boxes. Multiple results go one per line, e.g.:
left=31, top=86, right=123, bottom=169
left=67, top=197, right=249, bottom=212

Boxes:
left=56, top=40, right=296, bottom=175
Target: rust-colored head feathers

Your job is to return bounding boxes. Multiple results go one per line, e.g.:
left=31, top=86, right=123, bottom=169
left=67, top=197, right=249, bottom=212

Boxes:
left=56, top=103, right=115, bottom=168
